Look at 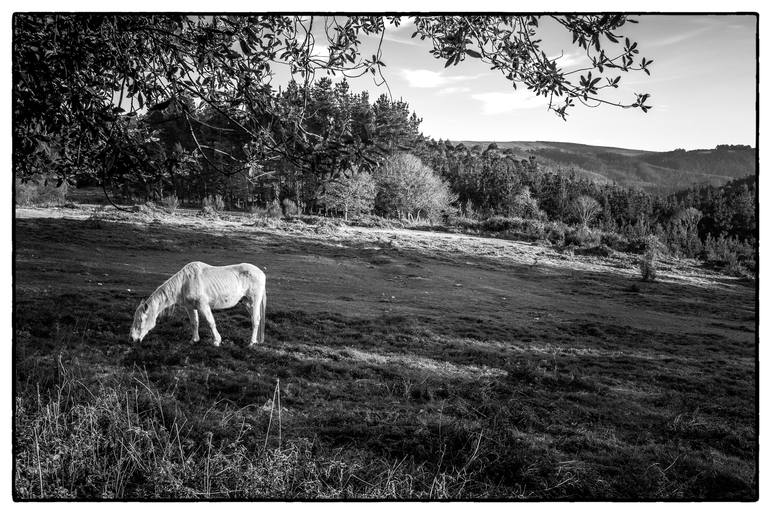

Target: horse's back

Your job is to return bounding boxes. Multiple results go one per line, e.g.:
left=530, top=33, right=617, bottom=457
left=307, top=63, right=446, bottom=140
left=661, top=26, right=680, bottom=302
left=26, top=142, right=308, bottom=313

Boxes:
left=202, top=263, right=265, bottom=291
left=226, top=262, right=264, bottom=278
left=181, top=262, right=261, bottom=278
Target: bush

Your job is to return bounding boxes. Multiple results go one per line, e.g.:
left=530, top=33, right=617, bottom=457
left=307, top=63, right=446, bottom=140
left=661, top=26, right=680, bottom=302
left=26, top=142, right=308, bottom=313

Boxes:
left=198, top=205, right=219, bottom=218
left=252, top=200, right=282, bottom=219
left=267, top=200, right=282, bottom=218
left=600, top=232, right=629, bottom=252
left=348, top=214, right=404, bottom=229
left=508, top=187, right=545, bottom=220
left=564, top=226, right=601, bottom=247
left=459, top=200, right=482, bottom=220
left=702, top=234, right=756, bottom=276
left=321, top=172, right=377, bottom=221
left=202, top=194, right=225, bottom=212
left=481, top=216, right=521, bottom=232
left=546, top=224, right=567, bottom=245
left=627, top=232, right=666, bottom=255
left=636, top=235, right=664, bottom=281
left=281, top=198, right=299, bottom=217
left=374, top=153, right=457, bottom=221
left=639, top=251, right=657, bottom=281
left=15, top=178, right=69, bottom=206
left=161, top=195, right=179, bottom=213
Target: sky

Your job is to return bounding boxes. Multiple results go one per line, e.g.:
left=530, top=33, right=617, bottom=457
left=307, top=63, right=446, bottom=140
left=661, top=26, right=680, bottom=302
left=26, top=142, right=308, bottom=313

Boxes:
left=280, top=15, right=757, bottom=152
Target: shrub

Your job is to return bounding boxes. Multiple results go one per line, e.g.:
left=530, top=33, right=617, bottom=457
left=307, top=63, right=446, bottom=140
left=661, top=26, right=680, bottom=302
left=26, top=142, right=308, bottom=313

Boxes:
left=161, top=195, right=179, bottom=213
left=600, top=232, right=629, bottom=252
left=281, top=198, right=299, bottom=218
left=348, top=214, right=404, bottom=229
left=15, top=178, right=69, bottom=206
left=321, top=172, right=377, bottom=221
left=267, top=200, right=282, bottom=218
left=252, top=200, right=283, bottom=219
left=638, top=235, right=664, bottom=281
left=546, top=224, right=567, bottom=245
left=481, top=216, right=520, bottom=232
left=198, top=205, right=219, bottom=218
left=460, top=200, right=482, bottom=221
left=639, top=251, right=657, bottom=281
left=374, top=153, right=457, bottom=221
left=564, top=226, right=601, bottom=247
left=702, top=234, right=756, bottom=277
left=202, top=194, right=225, bottom=212
left=509, top=187, right=545, bottom=220
left=628, top=233, right=665, bottom=255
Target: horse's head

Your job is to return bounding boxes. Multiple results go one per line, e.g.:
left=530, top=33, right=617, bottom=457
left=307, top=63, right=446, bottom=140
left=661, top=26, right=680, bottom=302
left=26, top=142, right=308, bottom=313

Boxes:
left=130, top=299, right=157, bottom=342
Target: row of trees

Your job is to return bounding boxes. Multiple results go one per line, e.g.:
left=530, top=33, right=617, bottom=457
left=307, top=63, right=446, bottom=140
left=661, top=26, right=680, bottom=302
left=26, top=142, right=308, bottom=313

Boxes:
left=14, top=15, right=755, bottom=268
left=107, top=77, right=423, bottom=211
left=363, top=133, right=753, bottom=270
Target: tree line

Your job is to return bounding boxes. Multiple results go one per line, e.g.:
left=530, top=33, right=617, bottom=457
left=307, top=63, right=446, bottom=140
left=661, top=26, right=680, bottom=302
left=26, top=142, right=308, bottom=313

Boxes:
left=14, top=15, right=755, bottom=272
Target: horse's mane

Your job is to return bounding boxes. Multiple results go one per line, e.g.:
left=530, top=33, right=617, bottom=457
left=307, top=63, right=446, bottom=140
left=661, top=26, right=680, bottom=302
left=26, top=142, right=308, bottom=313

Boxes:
left=147, top=262, right=200, bottom=309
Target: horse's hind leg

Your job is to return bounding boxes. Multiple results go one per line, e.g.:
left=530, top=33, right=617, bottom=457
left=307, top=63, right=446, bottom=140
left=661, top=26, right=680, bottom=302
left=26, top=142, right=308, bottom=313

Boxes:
left=185, top=306, right=200, bottom=343
left=199, top=304, right=222, bottom=346
left=248, top=289, right=265, bottom=346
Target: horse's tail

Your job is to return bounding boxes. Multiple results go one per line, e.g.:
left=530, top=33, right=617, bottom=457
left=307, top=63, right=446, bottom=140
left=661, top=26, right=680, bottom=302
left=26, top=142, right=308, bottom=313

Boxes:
left=258, top=289, right=266, bottom=343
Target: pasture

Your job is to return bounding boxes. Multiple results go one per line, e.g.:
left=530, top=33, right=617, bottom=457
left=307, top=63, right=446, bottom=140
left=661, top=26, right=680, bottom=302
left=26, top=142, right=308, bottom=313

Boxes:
left=13, top=205, right=757, bottom=499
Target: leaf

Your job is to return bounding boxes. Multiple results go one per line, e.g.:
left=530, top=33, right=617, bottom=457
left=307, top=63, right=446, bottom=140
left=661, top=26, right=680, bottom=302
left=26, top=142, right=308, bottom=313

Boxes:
left=239, top=39, right=252, bottom=56
left=466, top=49, right=482, bottom=59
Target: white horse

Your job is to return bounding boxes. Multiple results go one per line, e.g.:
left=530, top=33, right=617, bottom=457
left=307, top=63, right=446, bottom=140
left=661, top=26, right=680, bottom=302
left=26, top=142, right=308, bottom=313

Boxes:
left=130, top=261, right=266, bottom=346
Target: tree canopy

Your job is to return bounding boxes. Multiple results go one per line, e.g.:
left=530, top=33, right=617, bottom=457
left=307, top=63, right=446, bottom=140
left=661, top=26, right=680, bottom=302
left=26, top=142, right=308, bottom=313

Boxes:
left=14, top=14, right=653, bottom=189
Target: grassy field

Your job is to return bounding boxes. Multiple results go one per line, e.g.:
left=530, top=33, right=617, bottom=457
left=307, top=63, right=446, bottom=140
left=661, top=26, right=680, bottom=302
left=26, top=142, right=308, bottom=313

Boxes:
left=13, top=205, right=757, bottom=499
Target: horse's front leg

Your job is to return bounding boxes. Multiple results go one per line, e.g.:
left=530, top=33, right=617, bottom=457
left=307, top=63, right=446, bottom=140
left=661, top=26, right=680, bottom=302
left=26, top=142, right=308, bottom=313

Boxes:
left=199, top=304, right=222, bottom=346
left=185, top=306, right=200, bottom=343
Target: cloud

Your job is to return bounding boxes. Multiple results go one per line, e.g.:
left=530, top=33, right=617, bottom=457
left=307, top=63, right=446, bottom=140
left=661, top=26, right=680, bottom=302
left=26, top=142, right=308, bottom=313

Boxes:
left=548, top=52, right=587, bottom=69
left=311, top=43, right=330, bottom=59
left=647, top=27, right=711, bottom=48
left=437, top=86, right=471, bottom=95
left=382, top=32, right=422, bottom=47
left=400, top=69, right=481, bottom=88
left=470, top=91, right=550, bottom=115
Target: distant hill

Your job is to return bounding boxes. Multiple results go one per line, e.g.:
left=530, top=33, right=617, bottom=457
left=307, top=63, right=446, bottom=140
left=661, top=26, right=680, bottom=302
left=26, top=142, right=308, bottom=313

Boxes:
left=454, top=141, right=756, bottom=192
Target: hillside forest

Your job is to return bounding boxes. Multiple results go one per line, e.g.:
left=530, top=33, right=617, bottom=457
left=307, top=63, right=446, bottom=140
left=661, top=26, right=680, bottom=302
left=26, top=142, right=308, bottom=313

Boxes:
left=13, top=15, right=756, bottom=277
left=18, top=76, right=757, bottom=277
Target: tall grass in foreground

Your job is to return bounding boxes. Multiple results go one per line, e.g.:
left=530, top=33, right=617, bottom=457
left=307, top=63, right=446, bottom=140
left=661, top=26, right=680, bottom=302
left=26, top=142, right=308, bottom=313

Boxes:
left=14, top=360, right=484, bottom=499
